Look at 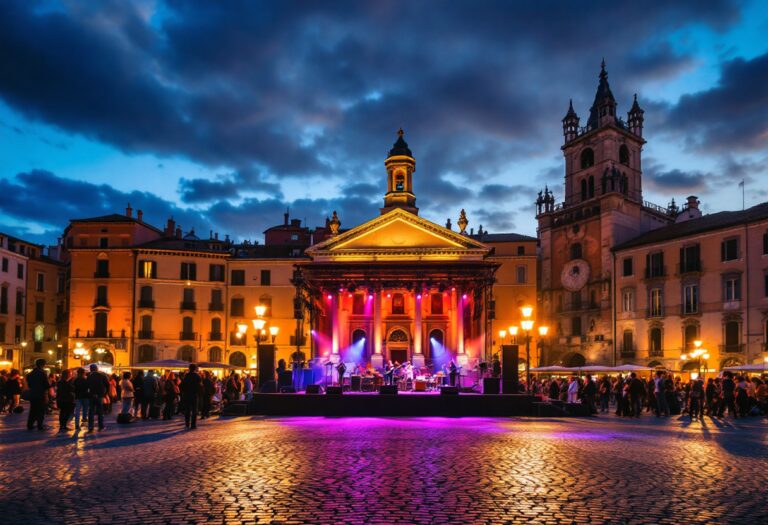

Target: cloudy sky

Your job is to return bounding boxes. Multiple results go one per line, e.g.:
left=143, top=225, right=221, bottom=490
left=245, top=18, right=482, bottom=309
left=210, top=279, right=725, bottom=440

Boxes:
left=1, top=0, right=766, bottom=245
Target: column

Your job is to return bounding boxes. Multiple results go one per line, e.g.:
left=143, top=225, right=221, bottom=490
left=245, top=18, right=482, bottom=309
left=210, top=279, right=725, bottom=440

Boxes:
left=456, top=289, right=467, bottom=366
left=331, top=293, right=340, bottom=363
left=372, top=290, right=383, bottom=368
left=413, top=292, right=424, bottom=367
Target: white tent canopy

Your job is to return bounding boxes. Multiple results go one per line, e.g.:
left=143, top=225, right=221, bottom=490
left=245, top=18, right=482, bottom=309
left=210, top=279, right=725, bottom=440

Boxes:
left=124, top=359, right=191, bottom=369
left=723, top=363, right=768, bottom=372
left=530, top=364, right=655, bottom=374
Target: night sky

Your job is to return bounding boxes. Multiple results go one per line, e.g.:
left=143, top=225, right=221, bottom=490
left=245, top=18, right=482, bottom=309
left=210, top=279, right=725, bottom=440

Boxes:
left=0, top=1, right=766, bottom=245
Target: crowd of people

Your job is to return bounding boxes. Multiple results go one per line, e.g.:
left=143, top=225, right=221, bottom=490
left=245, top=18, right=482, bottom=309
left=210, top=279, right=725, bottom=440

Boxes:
left=0, top=360, right=259, bottom=432
left=531, top=370, right=768, bottom=419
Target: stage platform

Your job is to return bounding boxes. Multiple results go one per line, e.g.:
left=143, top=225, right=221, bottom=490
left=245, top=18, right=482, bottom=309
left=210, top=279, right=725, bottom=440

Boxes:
left=245, top=391, right=541, bottom=417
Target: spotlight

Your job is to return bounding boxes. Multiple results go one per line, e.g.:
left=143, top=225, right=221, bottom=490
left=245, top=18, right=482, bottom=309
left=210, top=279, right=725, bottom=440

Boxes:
left=368, top=294, right=373, bottom=300
left=417, top=294, right=422, bottom=299
left=327, top=294, right=332, bottom=300
left=462, top=294, right=467, bottom=300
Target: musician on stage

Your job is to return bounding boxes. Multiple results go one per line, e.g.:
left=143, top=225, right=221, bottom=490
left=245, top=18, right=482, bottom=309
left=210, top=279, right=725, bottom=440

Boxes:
left=384, top=360, right=394, bottom=385
left=449, top=360, right=458, bottom=387
left=404, top=361, right=414, bottom=381
left=336, top=361, right=347, bottom=387
left=492, top=354, right=501, bottom=378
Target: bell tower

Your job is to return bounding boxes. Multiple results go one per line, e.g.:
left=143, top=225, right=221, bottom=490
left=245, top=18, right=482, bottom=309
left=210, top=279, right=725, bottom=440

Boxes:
left=381, top=129, right=418, bottom=215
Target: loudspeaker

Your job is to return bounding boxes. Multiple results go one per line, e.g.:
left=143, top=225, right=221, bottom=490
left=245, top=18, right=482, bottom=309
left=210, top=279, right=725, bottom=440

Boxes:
left=277, top=370, right=293, bottom=389
left=259, top=380, right=277, bottom=393
left=279, top=386, right=296, bottom=393
left=501, top=344, right=519, bottom=394
left=440, top=386, right=459, bottom=396
left=379, top=385, right=398, bottom=395
left=257, top=344, right=277, bottom=389
left=116, top=413, right=134, bottom=424
left=326, top=386, right=343, bottom=395
left=305, top=384, right=321, bottom=394
left=483, top=377, right=500, bottom=395
left=350, top=375, right=362, bottom=391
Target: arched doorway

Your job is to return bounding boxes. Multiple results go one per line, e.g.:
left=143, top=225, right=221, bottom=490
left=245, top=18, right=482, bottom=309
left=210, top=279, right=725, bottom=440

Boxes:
left=229, top=351, right=246, bottom=368
left=563, top=353, right=586, bottom=367
left=721, top=357, right=742, bottom=369
left=96, top=349, right=114, bottom=365
left=178, top=345, right=195, bottom=362
left=344, top=328, right=367, bottom=363
left=137, top=345, right=155, bottom=363
left=387, top=328, right=409, bottom=365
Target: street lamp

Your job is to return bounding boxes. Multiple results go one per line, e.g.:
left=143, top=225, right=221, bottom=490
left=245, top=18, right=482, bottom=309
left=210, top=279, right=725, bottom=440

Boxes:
left=521, top=305, right=535, bottom=393
left=537, top=325, right=549, bottom=369
left=498, top=329, right=507, bottom=351
left=508, top=325, right=519, bottom=344
left=682, top=340, right=709, bottom=380
left=269, top=325, right=279, bottom=344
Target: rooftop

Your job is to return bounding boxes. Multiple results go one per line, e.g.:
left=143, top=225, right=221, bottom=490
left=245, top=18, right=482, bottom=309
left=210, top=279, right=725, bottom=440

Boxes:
left=471, top=232, right=537, bottom=243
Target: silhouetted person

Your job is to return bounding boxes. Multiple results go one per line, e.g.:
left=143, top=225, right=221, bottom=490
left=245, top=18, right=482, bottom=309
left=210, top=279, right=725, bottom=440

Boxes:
left=86, top=363, right=109, bottom=432
left=26, top=359, right=49, bottom=431
left=181, top=364, right=203, bottom=429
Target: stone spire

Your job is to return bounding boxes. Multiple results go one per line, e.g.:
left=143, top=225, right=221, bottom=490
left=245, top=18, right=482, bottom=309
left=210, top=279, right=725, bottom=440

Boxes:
left=587, top=59, right=617, bottom=130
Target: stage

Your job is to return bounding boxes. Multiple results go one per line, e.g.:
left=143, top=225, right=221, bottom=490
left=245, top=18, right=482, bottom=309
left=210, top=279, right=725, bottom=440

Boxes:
left=244, top=391, right=543, bottom=417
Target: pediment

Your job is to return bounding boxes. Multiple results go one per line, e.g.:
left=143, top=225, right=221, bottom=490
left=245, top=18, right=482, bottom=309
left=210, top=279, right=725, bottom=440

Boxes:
left=306, top=209, right=490, bottom=262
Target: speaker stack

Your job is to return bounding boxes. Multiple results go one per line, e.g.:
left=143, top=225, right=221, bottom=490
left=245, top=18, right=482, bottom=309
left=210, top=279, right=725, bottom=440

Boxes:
left=305, top=384, right=321, bottom=394
left=326, top=386, right=343, bottom=395
left=378, top=385, right=398, bottom=395
left=501, top=344, right=520, bottom=394
left=440, top=386, right=459, bottom=396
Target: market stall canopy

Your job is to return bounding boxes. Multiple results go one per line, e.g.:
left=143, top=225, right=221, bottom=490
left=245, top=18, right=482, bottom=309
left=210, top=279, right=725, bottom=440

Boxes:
left=124, top=359, right=191, bottom=369
left=197, top=361, right=240, bottom=370
left=723, top=363, right=768, bottom=372
left=530, top=365, right=573, bottom=373
left=613, top=364, right=654, bottom=372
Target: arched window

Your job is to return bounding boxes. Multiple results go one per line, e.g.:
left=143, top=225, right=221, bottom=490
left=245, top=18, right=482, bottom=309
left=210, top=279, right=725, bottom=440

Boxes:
left=388, top=329, right=408, bottom=342
left=580, top=179, right=587, bottom=201
left=395, top=173, right=405, bottom=191
left=99, top=350, right=115, bottom=365
left=649, top=327, right=662, bottom=356
left=619, top=145, right=629, bottom=166
left=391, top=293, right=405, bottom=315
left=229, top=351, right=246, bottom=367
left=570, top=243, right=582, bottom=260
left=724, top=320, right=740, bottom=352
left=580, top=148, right=594, bottom=169
left=209, top=346, right=222, bottom=362
left=588, top=176, right=595, bottom=198
left=348, top=329, right=368, bottom=360
left=94, top=312, right=108, bottom=338
left=178, top=345, right=195, bottom=362
left=137, top=344, right=155, bottom=363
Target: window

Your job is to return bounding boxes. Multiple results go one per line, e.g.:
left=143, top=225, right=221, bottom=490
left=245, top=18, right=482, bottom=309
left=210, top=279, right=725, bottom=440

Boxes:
left=139, top=285, right=153, bottom=304
left=395, top=174, right=405, bottom=191
left=231, top=269, right=245, bottom=286
left=517, top=246, right=525, bottom=256
left=649, top=288, right=663, bottom=317
left=0, top=322, right=5, bottom=343
left=139, top=260, right=157, bottom=279
left=290, top=234, right=299, bottom=241
left=57, top=274, right=65, bottom=293
left=619, top=145, right=629, bottom=166
left=17, top=262, right=24, bottom=279
left=139, top=315, right=152, bottom=338
left=724, top=321, right=740, bottom=352
left=646, top=252, right=664, bottom=278
left=34, top=273, right=44, bottom=292
left=260, top=269, right=271, bottom=286
left=721, top=238, right=739, bottom=261
left=180, top=262, right=197, bottom=281
left=431, top=294, right=443, bottom=315
left=99, top=237, right=108, bottom=248
left=622, top=289, right=634, bottom=313
left=683, top=284, right=698, bottom=314
left=138, top=345, right=155, bottom=363
left=580, top=148, right=594, bottom=169
left=210, top=289, right=223, bottom=309
left=765, top=274, right=768, bottom=297
left=95, top=260, right=109, bottom=278
left=764, top=232, right=768, bottom=255
left=14, top=324, right=21, bottom=342
left=182, top=288, right=195, bottom=308
left=35, top=301, right=44, bottom=322
left=352, top=294, right=365, bottom=315
left=182, top=317, right=194, bottom=335
left=724, top=275, right=741, bottom=302
left=392, top=293, right=405, bottom=315
left=571, top=317, right=582, bottom=336
left=516, top=265, right=527, bottom=284
left=94, top=312, right=108, bottom=337
left=571, top=291, right=582, bottom=309
left=209, top=346, right=223, bottom=362
left=570, top=243, right=582, bottom=260
left=649, top=328, right=662, bottom=356
left=230, top=297, right=244, bottom=317
left=0, top=287, right=7, bottom=314
left=588, top=176, right=595, bottom=198
left=622, top=257, right=633, bottom=277
left=96, top=285, right=108, bottom=307
left=680, top=244, right=701, bottom=273
left=210, top=318, right=222, bottom=339
left=209, top=264, right=225, bottom=282
left=622, top=330, right=634, bottom=354
left=1, top=257, right=7, bottom=272
left=259, top=296, right=272, bottom=317
left=580, top=179, right=587, bottom=201
left=15, top=290, right=23, bottom=315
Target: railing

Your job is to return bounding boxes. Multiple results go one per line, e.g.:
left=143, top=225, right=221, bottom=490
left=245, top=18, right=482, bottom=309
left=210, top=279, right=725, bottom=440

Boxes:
left=679, top=261, right=702, bottom=274
left=646, top=308, right=664, bottom=318
left=93, top=271, right=110, bottom=278
left=208, top=302, right=224, bottom=312
left=137, top=330, right=153, bottom=340
left=620, top=346, right=636, bottom=358
left=643, top=200, right=673, bottom=216
left=180, top=331, right=197, bottom=341
left=180, top=301, right=196, bottom=312
left=719, top=344, right=745, bottom=353
left=209, top=332, right=223, bottom=341
left=138, top=299, right=155, bottom=309
left=92, top=300, right=110, bottom=308
left=681, top=304, right=699, bottom=316
left=649, top=348, right=664, bottom=357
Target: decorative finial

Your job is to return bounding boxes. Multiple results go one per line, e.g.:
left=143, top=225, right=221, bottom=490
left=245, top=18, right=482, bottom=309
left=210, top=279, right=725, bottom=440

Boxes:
left=397, top=128, right=404, bottom=137
left=457, top=209, right=468, bottom=234
left=329, top=210, right=341, bottom=236
left=601, top=57, right=606, bottom=70
left=445, top=218, right=452, bottom=230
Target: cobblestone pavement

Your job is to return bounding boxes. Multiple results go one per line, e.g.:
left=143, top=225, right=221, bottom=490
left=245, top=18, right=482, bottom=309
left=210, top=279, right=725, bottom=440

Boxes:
left=1, top=411, right=766, bottom=525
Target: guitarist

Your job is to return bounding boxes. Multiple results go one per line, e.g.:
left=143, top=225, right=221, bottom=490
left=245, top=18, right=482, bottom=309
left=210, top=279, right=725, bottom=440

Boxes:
left=336, top=361, right=347, bottom=387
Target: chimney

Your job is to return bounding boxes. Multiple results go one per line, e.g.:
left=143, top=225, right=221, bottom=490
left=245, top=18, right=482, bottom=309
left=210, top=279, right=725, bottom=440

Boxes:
left=284, top=210, right=289, bottom=225
left=215, top=232, right=219, bottom=240
left=165, top=217, right=176, bottom=236
left=209, top=229, right=213, bottom=240
left=125, top=203, right=133, bottom=217
left=137, top=210, right=143, bottom=222
left=686, top=195, right=699, bottom=210
left=175, top=227, right=182, bottom=239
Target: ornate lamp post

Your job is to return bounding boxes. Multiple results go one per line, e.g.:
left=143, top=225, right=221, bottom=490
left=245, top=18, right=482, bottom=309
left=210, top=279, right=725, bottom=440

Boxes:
left=681, top=339, right=709, bottom=380
left=520, top=306, right=534, bottom=393
left=498, top=329, right=506, bottom=355
left=537, top=325, right=549, bottom=368
left=508, top=325, right=519, bottom=345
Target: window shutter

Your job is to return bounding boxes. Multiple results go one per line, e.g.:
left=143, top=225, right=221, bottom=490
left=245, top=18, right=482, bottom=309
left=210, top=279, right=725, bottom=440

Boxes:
left=721, top=241, right=726, bottom=262
left=152, top=261, right=157, bottom=278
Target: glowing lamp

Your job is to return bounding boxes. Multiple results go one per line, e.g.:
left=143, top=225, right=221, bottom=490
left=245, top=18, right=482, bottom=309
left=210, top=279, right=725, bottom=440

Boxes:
left=253, top=319, right=266, bottom=331
left=368, top=295, right=373, bottom=300
left=417, top=294, right=422, bottom=300
left=498, top=330, right=507, bottom=339
left=521, top=320, right=534, bottom=331
left=680, top=354, right=687, bottom=361
left=255, top=305, right=267, bottom=317
left=521, top=305, right=533, bottom=318
left=538, top=326, right=549, bottom=337
left=235, top=332, right=243, bottom=339
left=48, top=350, right=53, bottom=355
left=237, top=323, right=248, bottom=334
left=75, top=342, right=83, bottom=349
left=508, top=326, right=519, bottom=336
left=269, top=326, right=279, bottom=336
left=387, top=293, right=391, bottom=298
left=693, top=340, right=702, bottom=349
left=702, top=353, right=710, bottom=360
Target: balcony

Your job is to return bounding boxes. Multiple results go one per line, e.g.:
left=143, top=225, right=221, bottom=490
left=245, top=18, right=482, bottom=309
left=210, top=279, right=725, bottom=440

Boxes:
left=648, top=348, right=664, bottom=358
left=679, top=260, right=702, bottom=274
left=620, top=347, right=636, bottom=358
left=208, top=302, right=224, bottom=312
left=137, top=330, right=154, bottom=340
left=644, top=266, right=666, bottom=279
left=180, top=301, right=196, bottom=312
left=209, top=332, right=223, bottom=341
left=92, top=299, right=110, bottom=309
left=93, top=271, right=110, bottom=278
left=719, top=344, right=745, bottom=353
left=180, top=331, right=197, bottom=341
left=138, top=299, right=155, bottom=309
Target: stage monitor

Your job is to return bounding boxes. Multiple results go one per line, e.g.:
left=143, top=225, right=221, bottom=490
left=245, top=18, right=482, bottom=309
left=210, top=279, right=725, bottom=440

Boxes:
left=501, top=344, right=519, bottom=394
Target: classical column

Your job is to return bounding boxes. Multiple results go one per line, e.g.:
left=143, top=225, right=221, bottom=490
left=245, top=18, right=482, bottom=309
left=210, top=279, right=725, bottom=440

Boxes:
left=456, top=289, right=467, bottom=366
left=412, top=292, right=424, bottom=367
left=331, top=293, right=340, bottom=363
left=372, top=289, right=383, bottom=368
